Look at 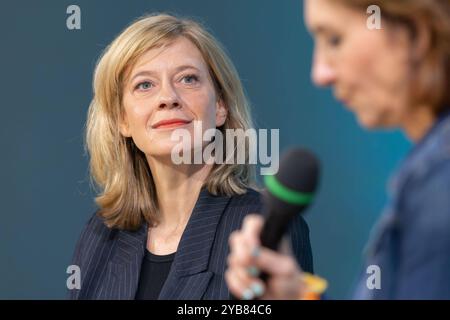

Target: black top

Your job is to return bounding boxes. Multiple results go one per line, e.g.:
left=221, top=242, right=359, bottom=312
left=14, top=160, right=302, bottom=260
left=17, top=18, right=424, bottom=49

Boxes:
left=135, top=250, right=176, bottom=300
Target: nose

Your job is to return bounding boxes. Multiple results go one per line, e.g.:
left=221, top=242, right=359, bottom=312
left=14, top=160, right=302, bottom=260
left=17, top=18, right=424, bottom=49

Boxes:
left=311, top=52, right=336, bottom=87
left=158, top=81, right=180, bottom=109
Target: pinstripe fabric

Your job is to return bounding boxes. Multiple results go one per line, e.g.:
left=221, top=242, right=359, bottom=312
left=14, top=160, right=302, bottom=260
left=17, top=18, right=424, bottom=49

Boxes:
left=68, top=188, right=313, bottom=300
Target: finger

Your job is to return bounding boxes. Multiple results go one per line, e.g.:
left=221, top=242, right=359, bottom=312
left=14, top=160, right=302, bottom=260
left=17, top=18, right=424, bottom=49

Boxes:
left=225, top=269, right=258, bottom=300
left=225, top=266, right=266, bottom=300
left=254, top=247, right=300, bottom=277
left=279, top=236, right=294, bottom=256
left=228, top=231, right=254, bottom=267
left=241, top=214, right=264, bottom=248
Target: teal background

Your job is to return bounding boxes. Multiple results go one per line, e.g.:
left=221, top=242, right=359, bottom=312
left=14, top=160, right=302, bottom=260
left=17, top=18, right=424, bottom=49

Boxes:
left=0, top=0, right=410, bottom=299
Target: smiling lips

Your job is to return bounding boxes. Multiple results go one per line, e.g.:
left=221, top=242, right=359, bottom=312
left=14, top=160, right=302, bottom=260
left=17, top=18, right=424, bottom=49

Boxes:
left=151, top=118, right=192, bottom=129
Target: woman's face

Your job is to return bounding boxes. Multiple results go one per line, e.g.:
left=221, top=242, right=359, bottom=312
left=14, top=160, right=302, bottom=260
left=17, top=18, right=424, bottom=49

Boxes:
left=304, top=0, right=414, bottom=129
left=120, top=36, right=227, bottom=159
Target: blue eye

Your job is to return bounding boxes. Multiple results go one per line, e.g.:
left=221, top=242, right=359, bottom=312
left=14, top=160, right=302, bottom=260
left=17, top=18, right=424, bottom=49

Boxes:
left=181, top=74, right=199, bottom=84
left=135, top=81, right=153, bottom=91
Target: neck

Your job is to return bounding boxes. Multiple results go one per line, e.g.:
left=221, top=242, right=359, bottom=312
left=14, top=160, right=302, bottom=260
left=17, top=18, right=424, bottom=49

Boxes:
left=146, top=155, right=213, bottom=228
left=402, top=104, right=436, bottom=142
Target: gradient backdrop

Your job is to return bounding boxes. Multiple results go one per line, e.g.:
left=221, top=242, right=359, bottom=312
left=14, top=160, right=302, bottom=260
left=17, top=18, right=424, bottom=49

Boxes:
left=0, top=0, right=410, bottom=299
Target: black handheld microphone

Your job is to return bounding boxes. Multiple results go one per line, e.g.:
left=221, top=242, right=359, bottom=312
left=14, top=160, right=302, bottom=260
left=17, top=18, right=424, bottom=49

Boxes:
left=260, top=147, right=320, bottom=253
left=231, top=148, right=320, bottom=300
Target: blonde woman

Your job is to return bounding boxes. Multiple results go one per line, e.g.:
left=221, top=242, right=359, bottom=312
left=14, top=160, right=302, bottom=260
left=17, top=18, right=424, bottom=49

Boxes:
left=226, top=0, right=450, bottom=300
left=69, top=14, right=313, bottom=300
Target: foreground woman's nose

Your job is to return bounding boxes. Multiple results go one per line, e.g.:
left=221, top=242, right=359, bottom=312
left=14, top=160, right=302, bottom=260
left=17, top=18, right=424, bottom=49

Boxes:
left=312, top=56, right=336, bottom=87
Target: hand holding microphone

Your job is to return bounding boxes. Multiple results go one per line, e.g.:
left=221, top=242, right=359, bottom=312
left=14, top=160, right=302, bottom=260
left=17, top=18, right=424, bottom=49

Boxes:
left=225, top=148, right=327, bottom=300
left=226, top=214, right=305, bottom=299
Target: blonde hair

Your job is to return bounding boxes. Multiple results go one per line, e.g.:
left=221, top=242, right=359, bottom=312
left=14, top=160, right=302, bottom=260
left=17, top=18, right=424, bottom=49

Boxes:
left=86, top=13, right=255, bottom=230
left=340, top=0, right=450, bottom=113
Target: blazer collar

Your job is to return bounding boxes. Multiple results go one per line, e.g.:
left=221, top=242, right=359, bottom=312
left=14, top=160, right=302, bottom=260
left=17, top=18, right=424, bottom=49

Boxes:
left=159, top=188, right=231, bottom=299
left=107, top=187, right=232, bottom=300
left=106, top=222, right=147, bottom=299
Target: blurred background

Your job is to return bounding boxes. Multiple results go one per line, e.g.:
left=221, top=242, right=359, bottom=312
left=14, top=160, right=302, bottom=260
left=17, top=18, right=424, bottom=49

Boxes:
left=0, top=0, right=410, bottom=299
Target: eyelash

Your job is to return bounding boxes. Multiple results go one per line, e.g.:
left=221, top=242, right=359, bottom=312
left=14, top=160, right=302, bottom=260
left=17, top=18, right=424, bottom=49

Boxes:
left=135, top=81, right=153, bottom=91
left=180, top=74, right=199, bottom=85
left=133, top=74, right=199, bottom=92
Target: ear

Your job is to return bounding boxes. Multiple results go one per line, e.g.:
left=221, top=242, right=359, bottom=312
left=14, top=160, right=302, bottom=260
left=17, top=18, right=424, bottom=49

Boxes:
left=215, top=99, right=228, bottom=127
left=118, top=112, right=132, bottom=137
left=410, top=16, right=431, bottom=63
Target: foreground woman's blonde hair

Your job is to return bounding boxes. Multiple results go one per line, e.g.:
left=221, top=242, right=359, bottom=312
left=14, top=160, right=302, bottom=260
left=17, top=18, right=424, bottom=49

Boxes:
left=86, top=13, right=255, bottom=230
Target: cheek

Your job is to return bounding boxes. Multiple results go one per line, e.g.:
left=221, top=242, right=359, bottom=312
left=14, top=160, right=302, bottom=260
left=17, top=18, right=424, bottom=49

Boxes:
left=183, top=90, right=217, bottom=127
left=124, top=98, right=154, bottom=131
left=121, top=96, right=158, bottom=152
left=337, top=31, right=412, bottom=129
left=346, top=31, right=410, bottom=96
left=341, top=36, right=380, bottom=88
left=340, top=33, right=396, bottom=107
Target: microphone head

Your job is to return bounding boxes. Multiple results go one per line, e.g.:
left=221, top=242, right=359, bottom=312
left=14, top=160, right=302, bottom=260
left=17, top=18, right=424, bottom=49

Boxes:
left=263, top=148, right=320, bottom=217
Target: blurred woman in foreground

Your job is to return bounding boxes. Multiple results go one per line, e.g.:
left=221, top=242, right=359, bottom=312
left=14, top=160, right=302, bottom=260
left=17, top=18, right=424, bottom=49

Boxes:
left=226, top=0, right=450, bottom=299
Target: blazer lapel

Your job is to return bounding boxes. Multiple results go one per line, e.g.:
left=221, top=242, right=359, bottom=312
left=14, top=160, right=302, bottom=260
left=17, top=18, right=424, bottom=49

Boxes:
left=158, top=188, right=232, bottom=299
left=103, top=223, right=147, bottom=300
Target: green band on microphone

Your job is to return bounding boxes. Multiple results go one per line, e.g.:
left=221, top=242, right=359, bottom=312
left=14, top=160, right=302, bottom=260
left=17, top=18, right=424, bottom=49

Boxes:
left=264, top=175, right=313, bottom=205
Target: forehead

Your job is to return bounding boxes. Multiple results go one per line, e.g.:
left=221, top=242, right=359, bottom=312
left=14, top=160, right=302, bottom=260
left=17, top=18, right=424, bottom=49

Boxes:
left=304, top=0, right=364, bottom=33
left=131, top=36, right=208, bottom=74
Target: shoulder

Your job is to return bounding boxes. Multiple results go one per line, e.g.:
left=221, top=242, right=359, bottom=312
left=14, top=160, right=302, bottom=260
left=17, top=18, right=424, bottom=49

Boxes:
left=79, top=211, right=115, bottom=244
left=227, top=188, right=263, bottom=208
left=225, top=188, right=264, bottom=218
left=223, top=187, right=310, bottom=232
left=402, top=160, right=450, bottom=222
left=402, top=116, right=450, bottom=183
left=394, top=157, right=450, bottom=259
left=212, top=188, right=263, bottom=232
left=70, top=211, right=117, bottom=268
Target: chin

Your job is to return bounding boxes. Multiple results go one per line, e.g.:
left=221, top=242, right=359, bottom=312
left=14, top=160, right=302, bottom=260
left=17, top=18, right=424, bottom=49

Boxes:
left=146, top=142, right=181, bottom=156
left=151, top=141, right=201, bottom=160
left=356, top=114, right=383, bottom=130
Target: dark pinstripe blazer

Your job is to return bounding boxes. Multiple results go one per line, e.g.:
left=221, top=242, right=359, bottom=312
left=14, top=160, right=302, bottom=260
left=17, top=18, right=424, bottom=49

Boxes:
left=68, top=188, right=313, bottom=300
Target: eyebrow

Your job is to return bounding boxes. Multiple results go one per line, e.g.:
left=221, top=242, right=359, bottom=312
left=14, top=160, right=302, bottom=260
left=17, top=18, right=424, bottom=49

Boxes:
left=130, top=65, right=201, bottom=82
